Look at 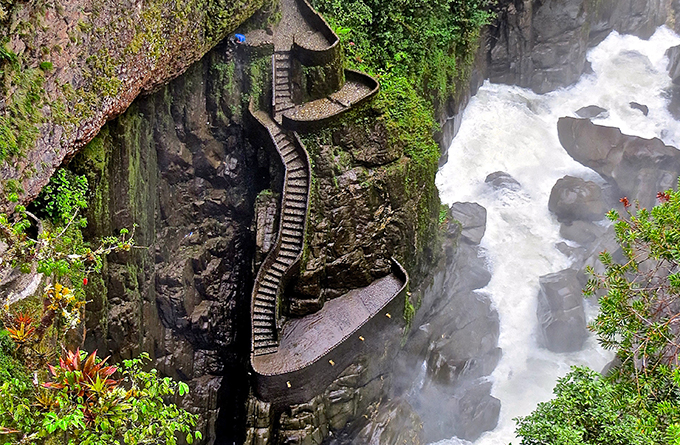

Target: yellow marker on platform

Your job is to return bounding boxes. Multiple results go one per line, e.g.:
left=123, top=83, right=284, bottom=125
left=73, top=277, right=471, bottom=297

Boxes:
left=329, top=359, right=335, bottom=366
left=359, top=336, right=365, bottom=341
left=386, top=313, right=391, bottom=318
left=287, top=381, right=291, bottom=388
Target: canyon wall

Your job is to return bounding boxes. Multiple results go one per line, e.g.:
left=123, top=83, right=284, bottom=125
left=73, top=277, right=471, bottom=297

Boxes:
left=0, top=0, right=271, bottom=209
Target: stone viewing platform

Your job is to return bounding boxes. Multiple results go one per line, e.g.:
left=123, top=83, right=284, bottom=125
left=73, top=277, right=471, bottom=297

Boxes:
left=252, top=260, right=408, bottom=406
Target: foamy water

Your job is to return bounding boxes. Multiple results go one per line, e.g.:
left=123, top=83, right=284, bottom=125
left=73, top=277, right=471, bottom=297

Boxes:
left=434, top=27, right=680, bottom=445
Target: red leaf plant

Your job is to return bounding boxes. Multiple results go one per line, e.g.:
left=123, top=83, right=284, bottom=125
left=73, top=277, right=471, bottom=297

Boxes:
left=42, top=349, right=120, bottom=424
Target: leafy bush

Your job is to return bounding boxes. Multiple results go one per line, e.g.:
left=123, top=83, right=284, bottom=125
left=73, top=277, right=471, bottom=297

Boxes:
left=515, top=188, right=680, bottom=444
left=0, top=351, right=199, bottom=445
left=311, top=0, right=494, bottom=111
left=30, top=168, right=88, bottom=224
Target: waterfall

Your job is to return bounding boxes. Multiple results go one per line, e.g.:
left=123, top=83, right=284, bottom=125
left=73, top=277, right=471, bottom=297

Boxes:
left=434, top=26, right=680, bottom=445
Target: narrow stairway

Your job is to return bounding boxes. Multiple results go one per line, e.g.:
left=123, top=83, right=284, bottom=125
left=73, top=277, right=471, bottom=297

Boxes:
left=274, top=50, right=294, bottom=124
left=251, top=111, right=309, bottom=356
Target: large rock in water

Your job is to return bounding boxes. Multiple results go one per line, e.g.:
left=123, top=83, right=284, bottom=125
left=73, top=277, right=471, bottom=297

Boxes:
left=667, top=45, right=680, bottom=85
left=450, top=202, right=487, bottom=245
left=557, top=117, right=680, bottom=211
left=537, top=269, right=588, bottom=353
left=549, top=175, right=605, bottom=223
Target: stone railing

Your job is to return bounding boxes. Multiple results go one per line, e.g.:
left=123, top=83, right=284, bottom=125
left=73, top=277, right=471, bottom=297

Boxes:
left=291, top=0, right=340, bottom=67
left=252, top=259, right=409, bottom=407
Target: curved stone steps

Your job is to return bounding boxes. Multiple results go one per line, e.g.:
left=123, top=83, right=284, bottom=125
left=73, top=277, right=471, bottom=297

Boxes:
left=249, top=107, right=311, bottom=356
left=274, top=51, right=294, bottom=123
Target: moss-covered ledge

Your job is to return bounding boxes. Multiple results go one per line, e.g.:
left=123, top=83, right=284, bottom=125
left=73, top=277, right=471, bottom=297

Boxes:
left=0, top=0, right=276, bottom=211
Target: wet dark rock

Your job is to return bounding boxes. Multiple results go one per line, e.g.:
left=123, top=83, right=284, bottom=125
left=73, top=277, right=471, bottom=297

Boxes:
left=537, top=269, right=588, bottom=353
left=557, top=117, right=680, bottom=211
left=485, top=171, right=521, bottom=192
left=549, top=175, right=606, bottom=223
left=667, top=45, right=680, bottom=85
left=351, top=399, right=424, bottom=445
left=575, top=105, right=608, bottom=119
left=449, top=203, right=487, bottom=245
left=559, top=220, right=609, bottom=246
left=629, top=102, right=650, bottom=116
left=391, top=205, right=499, bottom=444
left=487, top=0, right=670, bottom=93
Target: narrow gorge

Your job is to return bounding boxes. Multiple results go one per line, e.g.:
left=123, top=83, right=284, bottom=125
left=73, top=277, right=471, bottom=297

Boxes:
left=0, top=0, right=679, bottom=445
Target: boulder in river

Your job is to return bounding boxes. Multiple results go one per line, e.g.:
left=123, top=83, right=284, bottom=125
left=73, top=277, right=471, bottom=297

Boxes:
left=629, top=102, right=649, bottom=116
left=575, top=105, right=608, bottom=119
left=557, top=117, right=680, bottom=211
left=450, top=202, right=487, bottom=245
left=536, top=269, right=588, bottom=353
left=485, top=171, right=521, bottom=192
left=667, top=45, right=680, bottom=85
left=549, top=175, right=606, bottom=223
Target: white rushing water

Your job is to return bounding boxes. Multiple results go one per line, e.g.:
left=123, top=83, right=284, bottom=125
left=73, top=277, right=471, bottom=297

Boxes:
left=434, top=27, right=680, bottom=445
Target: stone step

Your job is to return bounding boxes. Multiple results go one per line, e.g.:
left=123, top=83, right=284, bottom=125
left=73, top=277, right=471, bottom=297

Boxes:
left=288, top=178, right=308, bottom=188
left=284, top=206, right=305, bottom=215
left=281, top=236, right=302, bottom=246
left=254, top=320, right=274, bottom=329
left=280, top=242, right=299, bottom=252
left=281, top=145, right=297, bottom=156
left=254, top=334, right=275, bottom=342
left=289, top=169, right=307, bottom=179
left=281, top=229, right=302, bottom=238
left=254, top=308, right=275, bottom=317
left=281, top=221, right=303, bottom=230
left=275, top=103, right=295, bottom=112
left=262, top=275, right=280, bottom=286
left=288, top=193, right=306, bottom=202
left=260, top=281, right=278, bottom=292
left=271, top=262, right=288, bottom=273
left=283, top=152, right=299, bottom=163
left=253, top=314, right=274, bottom=323
left=254, top=345, right=279, bottom=356
left=254, top=295, right=275, bottom=305
left=282, top=212, right=305, bottom=222
left=274, top=134, right=287, bottom=143
left=259, top=286, right=276, bottom=296
left=286, top=200, right=306, bottom=210
left=277, top=255, right=294, bottom=265
left=286, top=185, right=307, bottom=194
left=268, top=268, right=283, bottom=278
left=253, top=326, right=274, bottom=334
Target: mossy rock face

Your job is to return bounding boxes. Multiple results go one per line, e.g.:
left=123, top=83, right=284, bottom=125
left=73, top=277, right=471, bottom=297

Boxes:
left=0, top=0, right=272, bottom=210
left=295, top=104, right=440, bottom=307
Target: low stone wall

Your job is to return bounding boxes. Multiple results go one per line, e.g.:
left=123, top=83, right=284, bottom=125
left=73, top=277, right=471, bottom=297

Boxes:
left=253, top=260, right=408, bottom=408
left=291, top=0, right=340, bottom=67
left=282, top=69, right=379, bottom=132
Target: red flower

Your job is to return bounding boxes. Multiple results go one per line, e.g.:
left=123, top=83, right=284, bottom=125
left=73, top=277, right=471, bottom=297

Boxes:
left=349, top=41, right=355, bottom=46
left=620, top=197, right=630, bottom=208
left=83, top=277, right=88, bottom=286
left=657, top=191, right=671, bottom=203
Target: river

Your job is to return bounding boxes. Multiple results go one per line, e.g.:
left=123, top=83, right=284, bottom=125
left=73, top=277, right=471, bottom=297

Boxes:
left=434, top=26, right=680, bottom=445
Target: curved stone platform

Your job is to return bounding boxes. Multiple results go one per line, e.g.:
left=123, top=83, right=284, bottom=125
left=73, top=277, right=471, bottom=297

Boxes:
left=282, top=69, right=379, bottom=131
left=252, top=259, right=408, bottom=406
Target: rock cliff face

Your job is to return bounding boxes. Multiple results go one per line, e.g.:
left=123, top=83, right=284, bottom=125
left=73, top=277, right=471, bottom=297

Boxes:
left=0, top=0, right=271, bottom=209
left=487, top=0, right=671, bottom=93
left=71, top=44, right=266, bottom=443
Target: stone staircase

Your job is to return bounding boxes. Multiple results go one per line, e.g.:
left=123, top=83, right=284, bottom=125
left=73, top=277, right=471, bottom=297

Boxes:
left=273, top=51, right=295, bottom=123
left=250, top=109, right=310, bottom=356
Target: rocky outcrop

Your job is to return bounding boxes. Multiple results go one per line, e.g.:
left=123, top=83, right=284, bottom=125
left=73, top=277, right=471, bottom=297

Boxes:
left=0, top=0, right=271, bottom=209
left=557, top=117, right=680, bottom=211
left=72, top=44, right=265, bottom=444
left=487, top=0, right=671, bottom=93
left=536, top=269, right=588, bottom=353
left=667, top=45, right=680, bottom=85
left=548, top=175, right=605, bottom=223
left=392, top=205, right=500, bottom=443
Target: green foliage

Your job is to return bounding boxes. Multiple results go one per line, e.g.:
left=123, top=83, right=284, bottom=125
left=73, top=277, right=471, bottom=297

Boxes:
left=30, top=168, right=88, bottom=225
left=515, top=367, right=654, bottom=445
left=0, top=351, right=199, bottom=445
left=0, top=331, right=27, bottom=384
left=311, top=0, right=494, bottom=111
left=516, top=187, right=680, bottom=445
